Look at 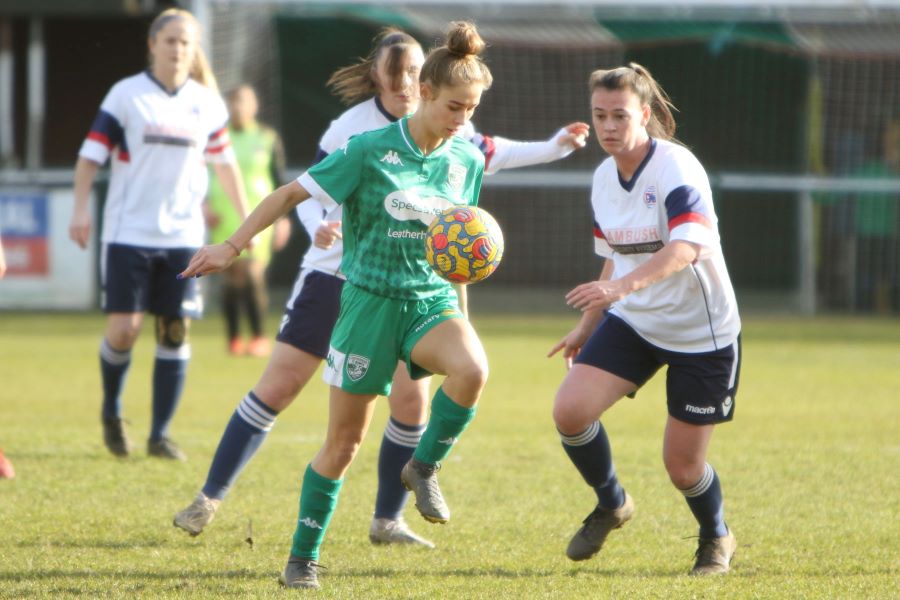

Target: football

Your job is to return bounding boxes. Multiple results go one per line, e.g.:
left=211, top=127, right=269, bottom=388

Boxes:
left=425, top=205, right=504, bottom=284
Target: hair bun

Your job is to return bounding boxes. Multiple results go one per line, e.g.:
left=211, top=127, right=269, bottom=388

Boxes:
left=445, top=21, right=485, bottom=58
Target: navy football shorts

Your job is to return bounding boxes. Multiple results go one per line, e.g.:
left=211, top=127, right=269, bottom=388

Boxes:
left=275, top=268, right=344, bottom=359
left=574, top=313, right=741, bottom=425
left=101, top=243, right=202, bottom=318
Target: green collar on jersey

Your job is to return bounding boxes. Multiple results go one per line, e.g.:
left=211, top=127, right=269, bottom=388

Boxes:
left=398, top=117, right=454, bottom=160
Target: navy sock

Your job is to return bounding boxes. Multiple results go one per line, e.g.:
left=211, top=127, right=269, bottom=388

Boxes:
left=681, top=463, right=728, bottom=538
left=560, top=421, right=625, bottom=510
left=374, top=417, right=424, bottom=520
left=202, top=391, right=278, bottom=500
left=100, top=338, right=131, bottom=419
left=150, top=345, right=189, bottom=441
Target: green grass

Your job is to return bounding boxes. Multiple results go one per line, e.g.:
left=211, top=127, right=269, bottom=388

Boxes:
left=0, top=312, right=898, bottom=598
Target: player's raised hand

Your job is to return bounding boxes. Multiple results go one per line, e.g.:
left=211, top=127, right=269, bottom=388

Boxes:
left=566, top=279, right=628, bottom=312
left=178, top=242, right=238, bottom=279
left=556, top=122, right=590, bottom=150
left=314, top=221, right=342, bottom=250
left=69, top=208, right=92, bottom=249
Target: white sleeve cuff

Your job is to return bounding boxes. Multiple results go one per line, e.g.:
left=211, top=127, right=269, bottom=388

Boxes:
left=78, top=139, right=110, bottom=165
left=297, top=172, right=338, bottom=212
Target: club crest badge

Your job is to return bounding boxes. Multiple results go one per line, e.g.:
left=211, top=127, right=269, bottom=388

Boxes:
left=448, top=163, right=467, bottom=193
left=643, top=186, right=657, bottom=209
left=346, top=354, right=370, bottom=381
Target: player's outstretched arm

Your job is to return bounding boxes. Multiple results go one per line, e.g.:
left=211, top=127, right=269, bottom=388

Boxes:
left=484, top=122, right=589, bottom=174
left=566, top=241, right=701, bottom=312
left=70, top=157, right=101, bottom=249
left=179, top=180, right=310, bottom=279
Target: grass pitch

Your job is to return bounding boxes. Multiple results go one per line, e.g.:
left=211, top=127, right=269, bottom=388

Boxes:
left=0, top=310, right=898, bottom=598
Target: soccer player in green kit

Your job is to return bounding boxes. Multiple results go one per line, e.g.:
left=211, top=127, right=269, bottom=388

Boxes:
left=179, top=21, right=494, bottom=590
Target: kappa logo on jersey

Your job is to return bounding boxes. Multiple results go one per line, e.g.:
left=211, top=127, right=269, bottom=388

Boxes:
left=721, top=396, right=733, bottom=417
left=384, top=191, right=453, bottom=225
left=447, top=163, right=467, bottom=193
left=346, top=354, right=370, bottom=381
left=643, top=186, right=657, bottom=209
left=380, top=150, right=404, bottom=166
left=299, top=517, right=323, bottom=530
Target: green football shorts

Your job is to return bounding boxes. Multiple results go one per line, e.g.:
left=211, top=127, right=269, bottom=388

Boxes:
left=323, top=282, right=463, bottom=395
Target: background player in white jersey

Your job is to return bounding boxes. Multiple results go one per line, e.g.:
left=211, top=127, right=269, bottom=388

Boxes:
left=180, top=21, right=504, bottom=590
left=70, top=8, right=250, bottom=461
left=549, top=63, right=742, bottom=576
left=173, top=28, right=588, bottom=546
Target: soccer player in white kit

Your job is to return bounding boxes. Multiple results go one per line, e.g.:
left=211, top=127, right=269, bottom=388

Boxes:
left=172, top=28, right=589, bottom=547
left=70, top=9, right=249, bottom=461
left=549, top=63, right=741, bottom=576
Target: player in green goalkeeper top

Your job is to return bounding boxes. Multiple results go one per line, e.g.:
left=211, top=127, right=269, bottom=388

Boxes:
left=179, top=21, right=495, bottom=590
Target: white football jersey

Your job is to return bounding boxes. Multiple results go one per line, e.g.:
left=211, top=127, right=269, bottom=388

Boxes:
left=591, top=138, right=740, bottom=352
left=79, top=71, right=233, bottom=248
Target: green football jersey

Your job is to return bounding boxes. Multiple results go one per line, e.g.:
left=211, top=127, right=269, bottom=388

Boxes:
left=299, top=118, right=485, bottom=299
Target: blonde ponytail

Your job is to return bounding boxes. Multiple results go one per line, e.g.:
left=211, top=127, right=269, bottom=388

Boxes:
left=190, top=44, right=219, bottom=92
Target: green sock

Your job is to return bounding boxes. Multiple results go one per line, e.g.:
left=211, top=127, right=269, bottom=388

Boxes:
left=290, top=464, right=343, bottom=561
left=414, top=386, right=477, bottom=465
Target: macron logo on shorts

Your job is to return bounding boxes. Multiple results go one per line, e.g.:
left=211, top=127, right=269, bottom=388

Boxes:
left=685, top=404, right=715, bottom=415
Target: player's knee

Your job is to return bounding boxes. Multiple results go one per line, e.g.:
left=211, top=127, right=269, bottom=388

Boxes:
left=106, top=328, right=140, bottom=350
left=254, top=376, right=302, bottom=412
left=323, top=432, right=364, bottom=470
left=388, top=385, right=429, bottom=422
left=552, top=395, right=590, bottom=436
left=454, top=358, right=489, bottom=395
left=156, top=316, right=189, bottom=349
left=663, top=454, right=706, bottom=489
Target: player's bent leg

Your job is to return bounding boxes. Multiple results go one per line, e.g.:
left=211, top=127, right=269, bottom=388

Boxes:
left=100, top=312, right=144, bottom=457
left=554, top=365, right=637, bottom=561
left=173, top=342, right=323, bottom=536
left=553, top=364, right=634, bottom=435
left=370, top=367, right=433, bottom=547
left=410, top=317, right=488, bottom=408
left=400, top=318, right=486, bottom=524
left=148, top=315, right=190, bottom=461
left=662, top=417, right=735, bottom=575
